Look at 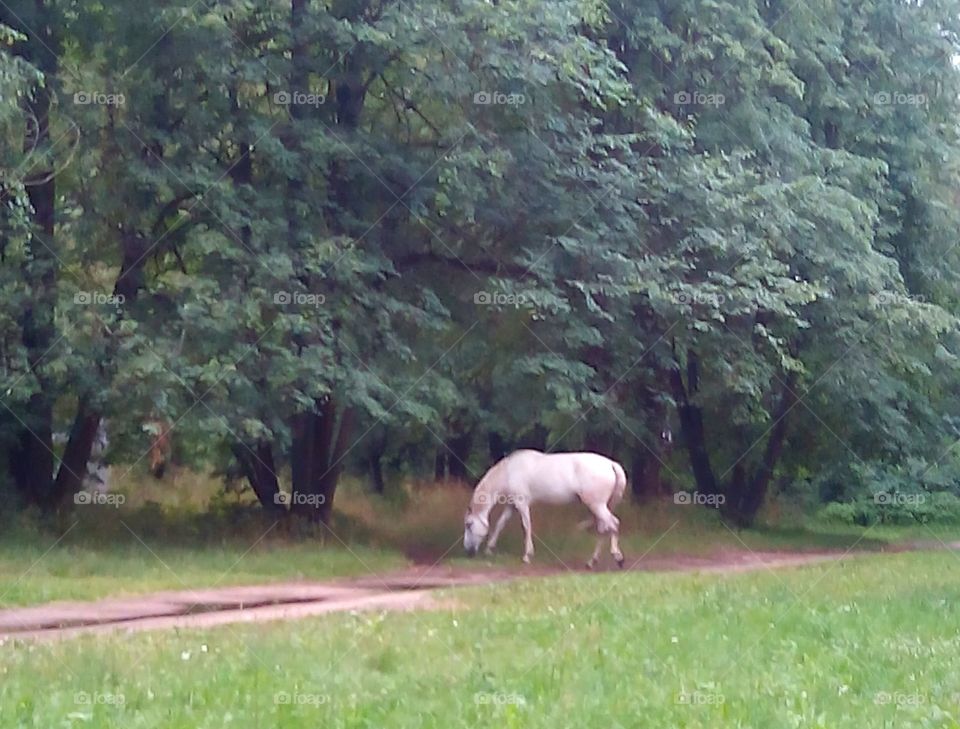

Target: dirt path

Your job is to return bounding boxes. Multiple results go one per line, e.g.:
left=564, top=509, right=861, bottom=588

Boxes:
left=0, top=544, right=945, bottom=642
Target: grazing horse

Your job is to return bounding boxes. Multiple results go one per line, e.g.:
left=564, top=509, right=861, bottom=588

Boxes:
left=463, top=449, right=628, bottom=568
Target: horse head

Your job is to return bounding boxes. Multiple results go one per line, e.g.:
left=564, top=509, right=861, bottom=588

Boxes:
left=463, top=506, right=490, bottom=556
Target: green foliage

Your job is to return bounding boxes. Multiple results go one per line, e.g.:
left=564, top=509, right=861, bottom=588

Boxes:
left=2, top=0, right=960, bottom=520
left=819, top=492, right=960, bottom=527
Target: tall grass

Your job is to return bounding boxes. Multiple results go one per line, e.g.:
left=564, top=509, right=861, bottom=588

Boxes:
left=0, top=466, right=948, bottom=607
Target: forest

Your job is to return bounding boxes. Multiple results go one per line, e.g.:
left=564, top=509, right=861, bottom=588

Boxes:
left=3, top=0, right=960, bottom=528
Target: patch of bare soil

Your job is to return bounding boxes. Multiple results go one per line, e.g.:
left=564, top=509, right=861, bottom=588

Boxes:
left=3, top=543, right=948, bottom=642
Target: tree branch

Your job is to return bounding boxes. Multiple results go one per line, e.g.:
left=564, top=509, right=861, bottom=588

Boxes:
left=392, top=250, right=535, bottom=280
left=378, top=74, right=443, bottom=140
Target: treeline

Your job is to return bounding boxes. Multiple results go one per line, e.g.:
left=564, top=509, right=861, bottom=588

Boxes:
left=2, top=0, right=960, bottom=526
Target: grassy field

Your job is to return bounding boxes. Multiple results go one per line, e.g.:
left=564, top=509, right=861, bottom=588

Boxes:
left=0, top=536, right=404, bottom=609
left=2, top=468, right=957, bottom=608
left=0, top=512, right=407, bottom=608
left=3, top=550, right=959, bottom=728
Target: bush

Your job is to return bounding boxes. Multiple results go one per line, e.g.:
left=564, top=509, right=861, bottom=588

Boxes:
left=818, top=491, right=960, bottom=526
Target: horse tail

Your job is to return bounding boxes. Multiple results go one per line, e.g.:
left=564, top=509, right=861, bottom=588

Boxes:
left=609, top=461, right=627, bottom=509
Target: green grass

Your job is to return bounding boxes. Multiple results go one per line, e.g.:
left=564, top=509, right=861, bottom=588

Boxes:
left=0, top=540, right=403, bottom=608
left=3, top=551, right=960, bottom=728
left=0, top=509, right=405, bottom=608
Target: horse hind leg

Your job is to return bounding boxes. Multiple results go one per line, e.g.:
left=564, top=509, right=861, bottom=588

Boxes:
left=610, top=531, right=624, bottom=569
left=602, top=510, right=625, bottom=569
left=586, top=504, right=624, bottom=569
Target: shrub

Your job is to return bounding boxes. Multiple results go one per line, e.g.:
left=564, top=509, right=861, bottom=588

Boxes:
left=818, top=491, right=960, bottom=526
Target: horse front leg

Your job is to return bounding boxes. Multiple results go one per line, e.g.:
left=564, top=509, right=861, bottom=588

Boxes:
left=587, top=537, right=604, bottom=570
left=516, top=503, right=535, bottom=563
left=485, top=505, right=514, bottom=555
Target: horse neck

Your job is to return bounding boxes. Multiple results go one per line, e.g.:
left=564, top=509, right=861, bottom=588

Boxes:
left=471, top=477, right=499, bottom=517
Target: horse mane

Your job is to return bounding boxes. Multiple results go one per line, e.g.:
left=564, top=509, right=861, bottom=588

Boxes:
left=469, top=471, right=496, bottom=512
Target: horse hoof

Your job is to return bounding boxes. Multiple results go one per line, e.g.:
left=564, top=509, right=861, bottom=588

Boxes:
left=616, top=556, right=625, bottom=570
left=522, top=555, right=532, bottom=564
left=586, top=560, right=596, bottom=570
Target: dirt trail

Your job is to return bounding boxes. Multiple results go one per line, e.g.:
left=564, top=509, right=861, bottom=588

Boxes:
left=0, top=543, right=949, bottom=642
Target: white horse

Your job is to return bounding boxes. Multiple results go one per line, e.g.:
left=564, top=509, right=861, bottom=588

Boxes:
left=463, top=449, right=628, bottom=568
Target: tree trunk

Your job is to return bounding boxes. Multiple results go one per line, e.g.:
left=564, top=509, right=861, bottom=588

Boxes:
left=434, top=449, right=447, bottom=480
left=290, top=398, right=353, bottom=523
left=488, top=431, right=508, bottom=462
left=631, top=382, right=673, bottom=501
left=289, top=411, right=315, bottom=513
left=51, top=401, right=101, bottom=506
left=446, top=429, right=473, bottom=483
left=631, top=450, right=664, bottom=501
left=301, top=398, right=337, bottom=522
left=669, top=351, right=720, bottom=497
left=9, top=2, right=58, bottom=506
left=286, top=0, right=309, bottom=226
left=366, top=429, right=387, bottom=494
left=284, top=0, right=330, bottom=523
left=50, top=229, right=151, bottom=509
left=233, top=442, right=283, bottom=513
left=284, top=0, right=363, bottom=521
left=722, top=373, right=798, bottom=526
left=321, top=407, right=356, bottom=523
left=369, top=450, right=385, bottom=494
left=9, top=408, right=54, bottom=505
left=519, top=424, right=549, bottom=451
left=723, top=463, right=748, bottom=524
left=224, top=81, right=280, bottom=512
left=317, top=405, right=354, bottom=521
left=583, top=432, right=613, bottom=457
